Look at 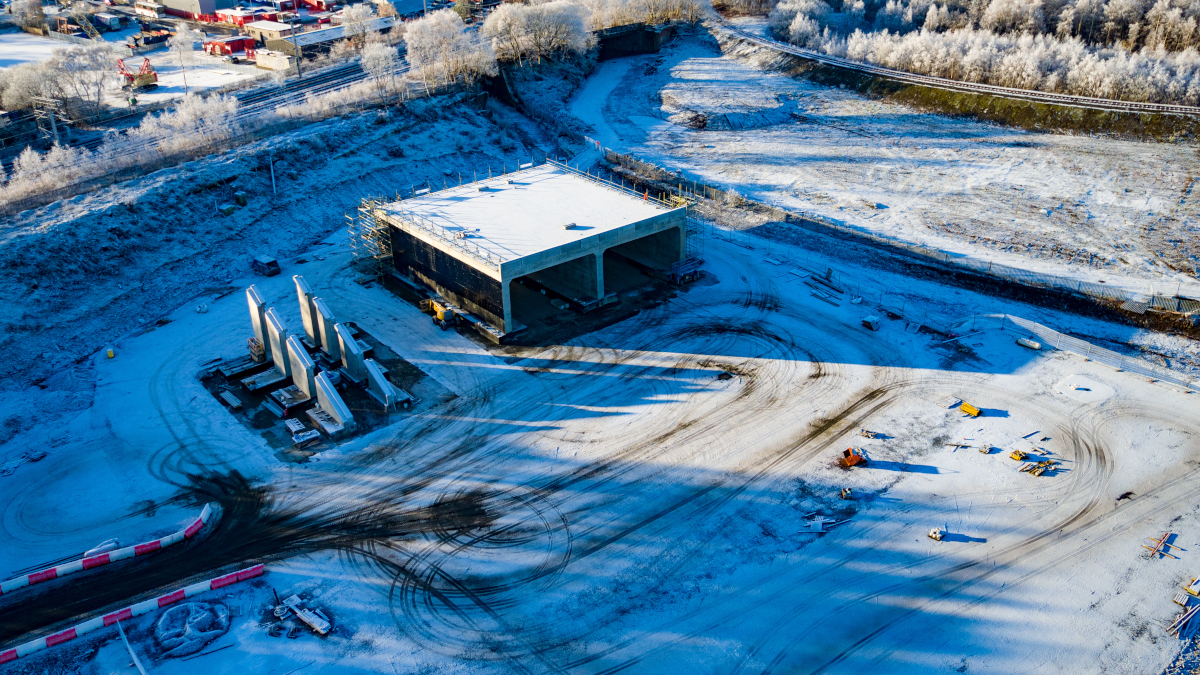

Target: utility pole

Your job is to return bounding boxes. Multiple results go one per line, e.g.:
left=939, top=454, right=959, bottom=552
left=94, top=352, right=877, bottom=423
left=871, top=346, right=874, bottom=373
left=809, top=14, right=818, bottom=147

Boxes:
left=289, top=14, right=303, bottom=79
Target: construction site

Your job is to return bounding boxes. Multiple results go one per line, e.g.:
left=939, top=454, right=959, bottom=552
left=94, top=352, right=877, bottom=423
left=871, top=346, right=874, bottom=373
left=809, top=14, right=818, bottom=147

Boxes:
left=352, top=159, right=702, bottom=341
left=3, top=17, right=1200, bottom=675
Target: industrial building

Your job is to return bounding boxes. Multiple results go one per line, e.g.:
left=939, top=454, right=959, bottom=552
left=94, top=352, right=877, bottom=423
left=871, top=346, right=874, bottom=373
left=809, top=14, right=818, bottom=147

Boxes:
left=244, top=19, right=296, bottom=41
left=161, top=0, right=237, bottom=20
left=264, top=16, right=395, bottom=56
left=367, top=161, right=691, bottom=336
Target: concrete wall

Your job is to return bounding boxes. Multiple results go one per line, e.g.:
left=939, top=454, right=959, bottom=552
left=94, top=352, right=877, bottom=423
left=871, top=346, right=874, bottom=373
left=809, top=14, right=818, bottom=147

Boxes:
left=389, top=226, right=506, bottom=326
left=596, top=22, right=675, bottom=61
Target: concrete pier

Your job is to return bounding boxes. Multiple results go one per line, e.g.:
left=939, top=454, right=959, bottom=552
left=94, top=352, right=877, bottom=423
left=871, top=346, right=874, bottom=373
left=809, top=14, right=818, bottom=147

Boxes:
left=294, top=275, right=319, bottom=346
left=287, top=335, right=316, bottom=398
left=313, top=298, right=340, bottom=361
left=265, top=309, right=291, bottom=378
left=246, top=286, right=271, bottom=362
left=335, top=323, right=366, bottom=381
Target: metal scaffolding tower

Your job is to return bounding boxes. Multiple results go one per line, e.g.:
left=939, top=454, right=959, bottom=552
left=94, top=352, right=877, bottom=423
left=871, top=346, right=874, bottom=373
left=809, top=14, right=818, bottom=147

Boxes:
left=349, top=197, right=392, bottom=280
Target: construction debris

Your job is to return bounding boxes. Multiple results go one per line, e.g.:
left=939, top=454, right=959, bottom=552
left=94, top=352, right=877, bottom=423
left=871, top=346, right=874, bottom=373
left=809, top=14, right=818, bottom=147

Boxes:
left=1169, top=605, right=1200, bottom=638
left=840, top=487, right=853, bottom=500
left=1019, top=459, right=1059, bottom=476
left=1146, top=532, right=1183, bottom=559
left=928, top=527, right=944, bottom=541
left=859, top=428, right=880, bottom=439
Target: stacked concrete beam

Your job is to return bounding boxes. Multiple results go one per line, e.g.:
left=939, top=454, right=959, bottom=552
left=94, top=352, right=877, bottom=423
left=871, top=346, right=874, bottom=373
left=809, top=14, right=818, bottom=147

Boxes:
left=314, top=372, right=355, bottom=432
left=294, top=275, right=319, bottom=346
left=286, top=335, right=316, bottom=398
left=364, top=359, right=401, bottom=411
left=313, top=298, right=340, bottom=361
left=246, top=286, right=271, bottom=362
left=265, top=309, right=291, bottom=378
left=335, top=323, right=366, bottom=381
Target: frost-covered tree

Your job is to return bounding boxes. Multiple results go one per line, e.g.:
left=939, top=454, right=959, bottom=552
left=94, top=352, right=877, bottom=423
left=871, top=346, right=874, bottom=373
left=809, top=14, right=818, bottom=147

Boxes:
left=361, top=40, right=401, bottom=95
left=341, top=3, right=376, bottom=46
left=49, top=43, right=113, bottom=119
left=12, top=0, right=46, bottom=29
left=981, top=0, right=1046, bottom=34
left=482, top=3, right=530, bottom=63
left=405, top=9, right=497, bottom=90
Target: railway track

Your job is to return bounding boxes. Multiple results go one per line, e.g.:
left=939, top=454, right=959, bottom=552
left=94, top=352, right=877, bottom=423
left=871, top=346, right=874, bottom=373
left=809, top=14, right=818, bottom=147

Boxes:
left=714, top=19, right=1200, bottom=116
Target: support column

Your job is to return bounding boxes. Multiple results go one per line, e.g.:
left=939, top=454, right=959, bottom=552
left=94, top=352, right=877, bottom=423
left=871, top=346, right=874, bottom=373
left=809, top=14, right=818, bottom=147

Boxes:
left=594, top=252, right=606, bottom=299
left=265, top=309, right=290, bottom=378
left=246, top=286, right=271, bottom=362
left=502, top=280, right=513, bottom=334
left=313, top=298, right=339, bottom=361
left=286, top=335, right=315, bottom=397
left=335, top=323, right=366, bottom=381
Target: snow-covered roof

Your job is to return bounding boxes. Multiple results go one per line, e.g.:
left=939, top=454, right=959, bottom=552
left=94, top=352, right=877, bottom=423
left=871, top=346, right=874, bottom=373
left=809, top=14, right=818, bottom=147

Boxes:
left=284, top=16, right=393, bottom=46
left=381, top=163, right=678, bottom=265
left=245, top=19, right=293, bottom=30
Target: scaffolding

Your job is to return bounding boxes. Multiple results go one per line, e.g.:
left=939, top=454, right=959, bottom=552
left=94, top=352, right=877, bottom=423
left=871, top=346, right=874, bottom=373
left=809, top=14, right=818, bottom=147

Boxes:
left=348, top=197, right=392, bottom=280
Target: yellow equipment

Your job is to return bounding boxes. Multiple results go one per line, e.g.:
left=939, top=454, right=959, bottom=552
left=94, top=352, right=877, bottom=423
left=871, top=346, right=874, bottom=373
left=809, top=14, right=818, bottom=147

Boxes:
left=421, top=299, right=457, bottom=330
left=960, top=402, right=981, bottom=417
left=1009, top=449, right=1028, bottom=461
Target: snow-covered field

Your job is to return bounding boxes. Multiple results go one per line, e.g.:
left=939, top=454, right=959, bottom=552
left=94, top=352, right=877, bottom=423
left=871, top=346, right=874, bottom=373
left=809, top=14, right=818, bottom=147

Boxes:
left=3, top=36, right=1200, bottom=675
left=569, top=23, right=1200, bottom=300
left=2, top=200, right=1199, bottom=673
left=0, top=31, right=65, bottom=69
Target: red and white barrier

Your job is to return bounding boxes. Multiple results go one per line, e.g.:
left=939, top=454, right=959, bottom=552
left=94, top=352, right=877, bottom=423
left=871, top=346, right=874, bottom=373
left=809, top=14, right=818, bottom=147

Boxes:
left=0, top=564, right=264, bottom=665
left=0, top=504, right=217, bottom=596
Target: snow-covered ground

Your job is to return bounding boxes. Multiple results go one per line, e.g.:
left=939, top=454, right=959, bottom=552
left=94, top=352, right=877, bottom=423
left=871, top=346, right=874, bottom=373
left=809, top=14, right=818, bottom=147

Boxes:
left=2, top=202, right=1200, bottom=673
left=568, top=23, right=1200, bottom=300
left=0, top=30, right=67, bottom=69
left=3, top=42, right=1200, bottom=675
left=114, top=49, right=265, bottom=106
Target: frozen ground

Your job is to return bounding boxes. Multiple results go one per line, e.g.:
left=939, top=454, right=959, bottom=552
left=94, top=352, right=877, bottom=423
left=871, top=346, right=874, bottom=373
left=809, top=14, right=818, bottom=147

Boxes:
left=0, top=23, right=144, bottom=70
left=568, top=22, right=1200, bottom=300
left=2, top=205, right=1199, bottom=673
left=0, top=31, right=66, bottom=69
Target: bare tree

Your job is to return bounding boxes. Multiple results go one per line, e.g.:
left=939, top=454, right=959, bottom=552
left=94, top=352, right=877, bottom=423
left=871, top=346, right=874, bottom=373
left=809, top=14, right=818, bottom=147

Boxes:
left=169, top=27, right=204, bottom=95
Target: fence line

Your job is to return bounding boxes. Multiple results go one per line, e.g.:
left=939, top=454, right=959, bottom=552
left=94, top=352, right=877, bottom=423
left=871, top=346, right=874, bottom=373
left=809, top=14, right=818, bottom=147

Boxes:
left=592, top=141, right=1200, bottom=318
left=43, top=30, right=134, bottom=56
